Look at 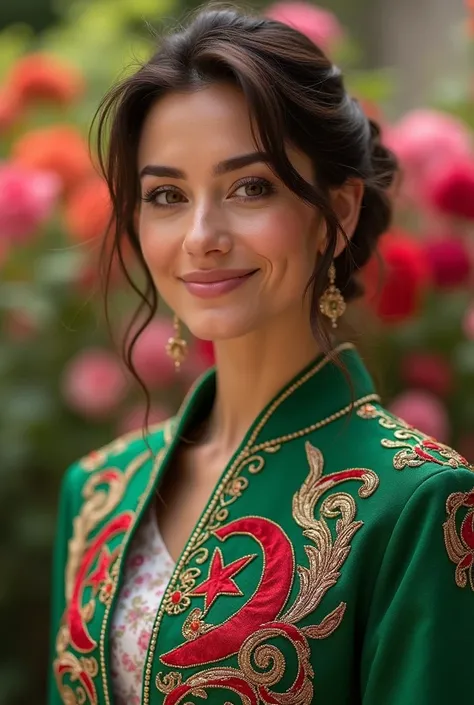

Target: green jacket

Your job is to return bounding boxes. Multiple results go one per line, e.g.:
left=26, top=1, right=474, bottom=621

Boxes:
left=49, top=344, right=474, bottom=705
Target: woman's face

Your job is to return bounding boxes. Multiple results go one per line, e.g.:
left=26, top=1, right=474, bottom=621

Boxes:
left=137, top=82, right=324, bottom=342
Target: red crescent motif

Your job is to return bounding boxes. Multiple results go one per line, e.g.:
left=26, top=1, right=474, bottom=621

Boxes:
left=163, top=674, right=258, bottom=705
left=161, top=516, right=294, bottom=667
left=56, top=658, right=97, bottom=705
left=68, top=512, right=132, bottom=652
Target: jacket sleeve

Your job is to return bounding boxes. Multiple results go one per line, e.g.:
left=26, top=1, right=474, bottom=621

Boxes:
left=48, top=463, right=82, bottom=705
left=361, top=466, right=474, bottom=704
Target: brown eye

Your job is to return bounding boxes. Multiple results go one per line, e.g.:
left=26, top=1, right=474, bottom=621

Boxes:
left=142, top=186, right=186, bottom=207
left=232, top=178, right=274, bottom=200
left=162, top=190, right=183, bottom=204
left=244, top=183, right=264, bottom=197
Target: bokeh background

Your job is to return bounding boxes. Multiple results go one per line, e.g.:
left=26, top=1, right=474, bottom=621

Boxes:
left=1, top=0, right=473, bottom=702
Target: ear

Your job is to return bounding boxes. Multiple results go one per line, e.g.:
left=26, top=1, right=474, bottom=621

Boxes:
left=318, top=178, right=364, bottom=257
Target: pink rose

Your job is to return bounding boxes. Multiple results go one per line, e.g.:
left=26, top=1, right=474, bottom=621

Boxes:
left=131, top=317, right=181, bottom=388
left=265, top=2, right=343, bottom=52
left=400, top=352, right=453, bottom=398
left=388, top=390, right=450, bottom=443
left=423, top=157, right=474, bottom=220
left=384, top=110, right=472, bottom=204
left=0, top=162, right=60, bottom=243
left=61, top=348, right=128, bottom=419
left=422, top=235, right=472, bottom=289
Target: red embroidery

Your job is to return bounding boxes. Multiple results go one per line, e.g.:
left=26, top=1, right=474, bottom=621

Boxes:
left=161, top=516, right=295, bottom=668
left=55, top=652, right=98, bottom=705
left=163, top=670, right=259, bottom=705
left=357, top=403, right=471, bottom=470
left=68, top=513, right=133, bottom=652
left=444, top=487, right=474, bottom=590
left=189, top=548, right=255, bottom=610
left=157, top=445, right=380, bottom=704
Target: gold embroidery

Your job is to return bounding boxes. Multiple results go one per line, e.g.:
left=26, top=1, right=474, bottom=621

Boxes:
left=99, top=420, right=174, bottom=705
left=443, top=486, right=474, bottom=591
left=79, top=419, right=169, bottom=472
left=144, top=343, right=379, bottom=704
left=157, top=444, right=379, bottom=704
left=54, top=652, right=99, bottom=705
left=282, top=442, right=378, bottom=624
left=165, top=567, right=201, bottom=615
left=65, top=451, right=150, bottom=601
left=182, top=608, right=214, bottom=641
left=55, top=426, right=168, bottom=705
left=357, top=403, right=472, bottom=471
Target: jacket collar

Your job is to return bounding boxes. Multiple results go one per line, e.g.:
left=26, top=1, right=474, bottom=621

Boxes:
left=170, top=342, right=379, bottom=455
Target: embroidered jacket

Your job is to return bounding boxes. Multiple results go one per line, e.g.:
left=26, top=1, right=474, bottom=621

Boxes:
left=49, top=344, right=474, bottom=705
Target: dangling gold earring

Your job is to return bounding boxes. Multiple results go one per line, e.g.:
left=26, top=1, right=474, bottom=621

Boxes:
left=166, top=314, right=188, bottom=371
left=319, top=263, right=346, bottom=329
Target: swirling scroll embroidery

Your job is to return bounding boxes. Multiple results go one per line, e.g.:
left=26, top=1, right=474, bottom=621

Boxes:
left=159, top=443, right=379, bottom=704
left=54, top=450, right=151, bottom=704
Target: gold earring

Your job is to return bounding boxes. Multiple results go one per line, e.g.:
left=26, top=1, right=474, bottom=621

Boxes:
left=166, top=315, right=188, bottom=371
left=319, top=263, right=346, bottom=329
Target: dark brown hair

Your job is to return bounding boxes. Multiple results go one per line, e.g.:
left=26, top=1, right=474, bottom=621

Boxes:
left=94, top=3, right=398, bottom=412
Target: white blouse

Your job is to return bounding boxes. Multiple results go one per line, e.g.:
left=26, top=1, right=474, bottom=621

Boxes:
left=110, top=507, right=175, bottom=705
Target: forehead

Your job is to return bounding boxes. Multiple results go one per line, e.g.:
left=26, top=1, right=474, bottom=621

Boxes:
left=137, top=83, right=258, bottom=168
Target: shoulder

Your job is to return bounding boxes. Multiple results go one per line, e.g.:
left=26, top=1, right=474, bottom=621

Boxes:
left=349, top=400, right=472, bottom=483
left=60, top=417, right=176, bottom=503
left=343, top=400, right=473, bottom=550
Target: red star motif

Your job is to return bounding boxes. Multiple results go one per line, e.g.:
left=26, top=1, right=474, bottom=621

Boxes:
left=189, top=549, right=256, bottom=610
left=86, top=546, right=114, bottom=595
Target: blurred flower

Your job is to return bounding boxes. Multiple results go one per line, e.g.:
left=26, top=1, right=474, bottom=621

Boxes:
left=64, top=177, right=112, bottom=242
left=401, top=351, right=453, bottom=398
left=62, top=348, right=128, bottom=418
left=422, top=235, right=471, bottom=288
left=131, top=318, right=180, bottom=388
left=117, top=402, right=171, bottom=436
left=194, top=339, right=215, bottom=367
left=388, top=390, right=450, bottom=442
left=4, top=53, right=85, bottom=107
left=457, top=434, right=474, bottom=463
left=463, top=304, right=474, bottom=340
left=384, top=110, right=472, bottom=202
left=12, top=126, right=93, bottom=191
left=363, top=229, right=431, bottom=322
left=0, top=163, right=60, bottom=243
left=0, top=87, right=23, bottom=133
left=3, top=309, right=39, bottom=341
left=265, top=2, right=343, bottom=51
left=423, top=157, right=474, bottom=220
left=359, top=99, right=384, bottom=124
left=0, top=239, right=9, bottom=267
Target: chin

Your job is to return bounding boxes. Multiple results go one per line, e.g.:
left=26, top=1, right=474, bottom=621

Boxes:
left=184, top=308, right=259, bottom=342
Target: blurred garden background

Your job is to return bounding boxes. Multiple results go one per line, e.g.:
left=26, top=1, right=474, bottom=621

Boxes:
left=1, top=0, right=474, bottom=702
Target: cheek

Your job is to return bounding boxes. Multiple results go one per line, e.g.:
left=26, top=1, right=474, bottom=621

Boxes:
left=138, top=214, right=176, bottom=277
left=247, top=202, right=318, bottom=270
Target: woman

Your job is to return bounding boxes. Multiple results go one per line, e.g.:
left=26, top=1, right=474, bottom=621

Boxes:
left=49, top=6, right=474, bottom=705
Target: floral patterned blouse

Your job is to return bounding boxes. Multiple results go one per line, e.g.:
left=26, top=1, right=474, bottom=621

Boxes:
left=110, top=506, right=175, bottom=705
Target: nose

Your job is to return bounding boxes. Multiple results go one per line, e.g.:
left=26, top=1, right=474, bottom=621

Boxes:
left=182, top=201, right=231, bottom=257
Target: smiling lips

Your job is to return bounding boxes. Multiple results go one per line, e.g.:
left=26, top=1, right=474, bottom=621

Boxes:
left=180, top=268, right=258, bottom=298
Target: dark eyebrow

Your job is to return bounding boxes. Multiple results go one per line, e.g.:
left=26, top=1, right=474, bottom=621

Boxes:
left=139, top=151, right=271, bottom=180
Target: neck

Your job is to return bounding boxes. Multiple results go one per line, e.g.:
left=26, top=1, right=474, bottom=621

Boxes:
left=205, top=313, right=329, bottom=454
